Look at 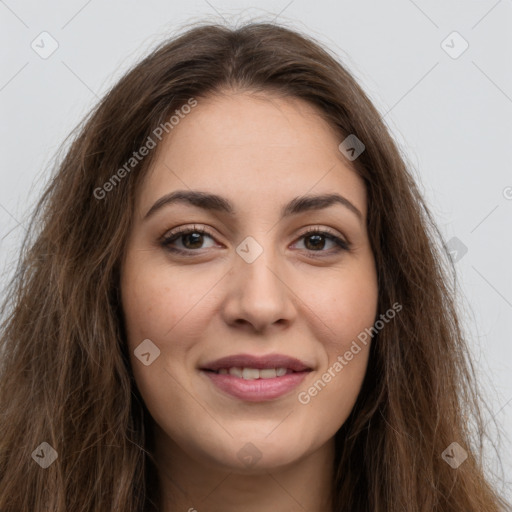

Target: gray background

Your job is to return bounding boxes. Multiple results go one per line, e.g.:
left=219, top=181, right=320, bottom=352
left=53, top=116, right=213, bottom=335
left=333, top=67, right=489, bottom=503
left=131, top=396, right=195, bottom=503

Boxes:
left=1, top=0, right=511, bottom=497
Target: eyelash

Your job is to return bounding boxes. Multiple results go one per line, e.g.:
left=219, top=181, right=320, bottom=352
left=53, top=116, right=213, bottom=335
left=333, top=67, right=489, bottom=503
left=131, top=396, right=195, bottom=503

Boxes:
left=160, top=224, right=351, bottom=258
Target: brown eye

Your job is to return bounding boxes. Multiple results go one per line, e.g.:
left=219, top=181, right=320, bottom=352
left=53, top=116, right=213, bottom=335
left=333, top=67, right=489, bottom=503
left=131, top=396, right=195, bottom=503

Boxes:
left=179, top=232, right=207, bottom=249
left=161, top=226, right=217, bottom=254
left=293, top=228, right=350, bottom=255
left=303, top=233, right=329, bottom=251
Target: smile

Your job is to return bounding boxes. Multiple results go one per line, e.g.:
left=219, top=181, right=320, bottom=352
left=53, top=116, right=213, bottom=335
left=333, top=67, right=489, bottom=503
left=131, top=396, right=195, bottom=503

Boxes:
left=200, top=353, right=313, bottom=402
left=209, top=367, right=292, bottom=379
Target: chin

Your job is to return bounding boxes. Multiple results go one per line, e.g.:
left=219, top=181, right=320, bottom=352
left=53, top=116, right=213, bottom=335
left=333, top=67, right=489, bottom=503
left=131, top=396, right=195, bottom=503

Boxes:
left=217, top=446, right=305, bottom=474
left=190, top=430, right=312, bottom=474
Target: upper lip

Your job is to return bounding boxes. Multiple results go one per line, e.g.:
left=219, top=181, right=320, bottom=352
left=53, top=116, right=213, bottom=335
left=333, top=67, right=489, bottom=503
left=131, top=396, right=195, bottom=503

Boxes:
left=200, top=353, right=313, bottom=372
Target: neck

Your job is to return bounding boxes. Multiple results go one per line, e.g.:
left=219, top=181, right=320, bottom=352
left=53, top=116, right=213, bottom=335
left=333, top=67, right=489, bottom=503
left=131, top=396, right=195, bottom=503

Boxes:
left=152, top=424, right=335, bottom=512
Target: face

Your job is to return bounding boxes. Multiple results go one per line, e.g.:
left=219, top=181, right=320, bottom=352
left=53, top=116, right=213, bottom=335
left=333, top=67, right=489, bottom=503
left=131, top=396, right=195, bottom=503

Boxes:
left=120, top=90, right=378, bottom=473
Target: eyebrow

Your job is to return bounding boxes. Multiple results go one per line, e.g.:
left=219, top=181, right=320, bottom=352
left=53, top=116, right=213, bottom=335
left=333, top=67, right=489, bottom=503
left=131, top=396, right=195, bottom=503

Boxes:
left=143, top=190, right=363, bottom=223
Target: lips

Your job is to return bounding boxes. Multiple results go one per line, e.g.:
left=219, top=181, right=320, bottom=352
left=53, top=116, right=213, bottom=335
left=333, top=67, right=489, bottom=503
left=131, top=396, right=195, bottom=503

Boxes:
left=200, top=353, right=313, bottom=402
left=200, top=354, right=312, bottom=373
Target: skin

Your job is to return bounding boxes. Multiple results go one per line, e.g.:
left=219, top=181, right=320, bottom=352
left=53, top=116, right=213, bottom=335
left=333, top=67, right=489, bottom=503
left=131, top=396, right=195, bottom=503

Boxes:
left=120, top=90, right=378, bottom=512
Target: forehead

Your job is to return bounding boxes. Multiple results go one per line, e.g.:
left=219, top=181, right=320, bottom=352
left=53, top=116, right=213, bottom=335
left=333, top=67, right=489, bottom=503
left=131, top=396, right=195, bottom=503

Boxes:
left=138, top=91, right=366, bottom=218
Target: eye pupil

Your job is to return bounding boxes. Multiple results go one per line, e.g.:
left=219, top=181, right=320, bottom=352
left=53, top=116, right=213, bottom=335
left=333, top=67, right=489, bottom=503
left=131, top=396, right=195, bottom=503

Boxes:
left=305, top=234, right=325, bottom=250
left=184, top=232, right=204, bottom=249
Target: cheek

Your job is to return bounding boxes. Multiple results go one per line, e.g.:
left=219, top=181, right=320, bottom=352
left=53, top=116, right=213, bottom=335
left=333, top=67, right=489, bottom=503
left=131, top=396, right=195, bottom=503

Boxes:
left=120, top=261, right=206, bottom=434
left=120, top=256, right=216, bottom=398
left=296, top=263, right=377, bottom=414
left=295, top=277, right=376, bottom=429
left=296, top=343, right=370, bottom=442
left=121, top=259, right=214, bottom=343
left=305, top=261, right=378, bottom=347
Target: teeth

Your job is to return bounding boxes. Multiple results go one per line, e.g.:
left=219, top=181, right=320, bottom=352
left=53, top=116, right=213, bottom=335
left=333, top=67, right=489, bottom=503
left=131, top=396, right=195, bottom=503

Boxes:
left=219, top=367, right=289, bottom=379
left=259, top=368, right=277, bottom=379
left=242, top=368, right=260, bottom=380
left=228, top=367, right=243, bottom=377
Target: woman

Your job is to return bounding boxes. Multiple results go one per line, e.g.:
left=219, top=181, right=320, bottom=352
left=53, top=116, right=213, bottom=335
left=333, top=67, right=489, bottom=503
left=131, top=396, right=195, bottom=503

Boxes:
left=0, top=21, right=509, bottom=511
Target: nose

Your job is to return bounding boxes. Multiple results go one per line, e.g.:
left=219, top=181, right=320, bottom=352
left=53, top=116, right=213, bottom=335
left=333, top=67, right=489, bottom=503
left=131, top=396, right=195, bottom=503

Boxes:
left=221, top=243, right=297, bottom=333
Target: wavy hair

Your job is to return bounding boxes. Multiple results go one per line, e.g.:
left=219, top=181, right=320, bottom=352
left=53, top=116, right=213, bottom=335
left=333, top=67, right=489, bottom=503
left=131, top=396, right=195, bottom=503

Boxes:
left=0, top=21, right=510, bottom=511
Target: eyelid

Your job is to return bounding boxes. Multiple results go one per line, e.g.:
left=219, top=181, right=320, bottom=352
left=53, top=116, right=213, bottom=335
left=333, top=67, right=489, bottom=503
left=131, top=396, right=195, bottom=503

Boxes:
left=161, top=223, right=215, bottom=240
left=295, top=225, right=344, bottom=240
left=161, top=224, right=346, bottom=241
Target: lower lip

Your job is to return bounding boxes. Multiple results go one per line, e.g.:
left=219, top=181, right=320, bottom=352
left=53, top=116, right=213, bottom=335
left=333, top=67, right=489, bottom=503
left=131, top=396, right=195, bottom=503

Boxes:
left=202, top=370, right=310, bottom=402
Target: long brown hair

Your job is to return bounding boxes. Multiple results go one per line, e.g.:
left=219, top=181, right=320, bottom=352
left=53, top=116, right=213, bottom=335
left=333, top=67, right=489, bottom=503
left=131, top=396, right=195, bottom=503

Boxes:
left=0, top=21, right=509, bottom=511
